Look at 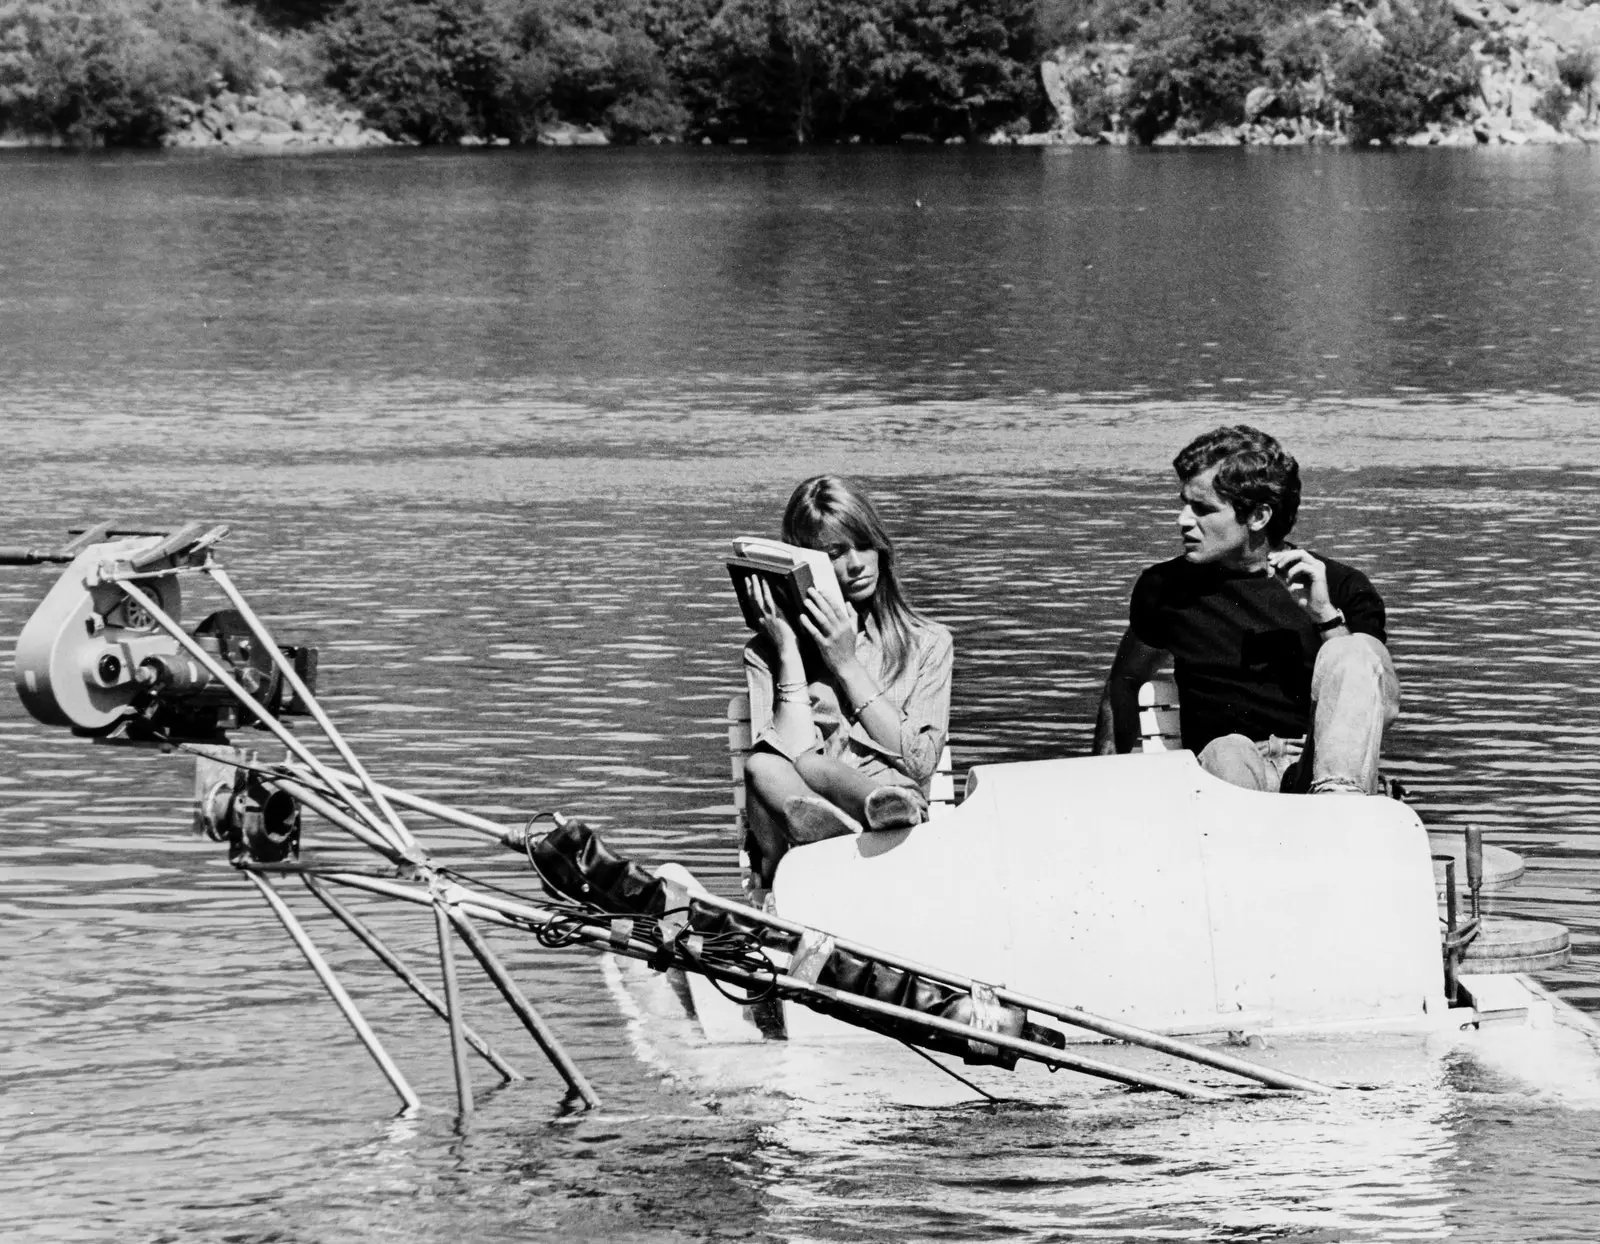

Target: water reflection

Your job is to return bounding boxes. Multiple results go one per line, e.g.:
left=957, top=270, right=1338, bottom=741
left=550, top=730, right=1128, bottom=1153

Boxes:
left=2, top=148, right=1598, bottom=399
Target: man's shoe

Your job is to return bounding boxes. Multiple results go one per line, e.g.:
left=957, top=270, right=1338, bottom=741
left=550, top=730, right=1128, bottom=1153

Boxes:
left=783, top=795, right=861, bottom=844
left=863, top=785, right=926, bottom=832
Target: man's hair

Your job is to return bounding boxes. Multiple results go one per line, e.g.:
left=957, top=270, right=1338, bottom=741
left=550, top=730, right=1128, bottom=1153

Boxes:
left=1173, top=425, right=1301, bottom=543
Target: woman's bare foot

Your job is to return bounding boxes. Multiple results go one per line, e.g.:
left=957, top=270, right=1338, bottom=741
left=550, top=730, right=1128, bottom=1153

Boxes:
left=862, top=785, right=926, bottom=832
left=782, top=795, right=862, bottom=844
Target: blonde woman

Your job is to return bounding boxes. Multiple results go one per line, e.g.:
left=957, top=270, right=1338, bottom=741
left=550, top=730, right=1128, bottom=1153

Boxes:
left=740, top=476, right=953, bottom=884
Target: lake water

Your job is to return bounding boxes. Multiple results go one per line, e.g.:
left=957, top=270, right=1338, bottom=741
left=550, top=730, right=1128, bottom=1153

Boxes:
left=2, top=145, right=1600, bottom=1243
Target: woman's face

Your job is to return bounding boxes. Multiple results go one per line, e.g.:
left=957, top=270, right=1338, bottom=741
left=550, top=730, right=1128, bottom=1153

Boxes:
left=814, top=523, right=880, bottom=606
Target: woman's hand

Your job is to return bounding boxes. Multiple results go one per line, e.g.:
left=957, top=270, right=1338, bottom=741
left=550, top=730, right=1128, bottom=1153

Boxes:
left=1268, top=548, right=1339, bottom=626
left=799, top=585, right=861, bottom=678
left=744, top=574, right=801, bottom=661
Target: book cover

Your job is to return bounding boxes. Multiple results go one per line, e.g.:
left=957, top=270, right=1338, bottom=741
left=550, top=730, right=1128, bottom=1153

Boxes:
left=727, top=537, right=846, bottom=640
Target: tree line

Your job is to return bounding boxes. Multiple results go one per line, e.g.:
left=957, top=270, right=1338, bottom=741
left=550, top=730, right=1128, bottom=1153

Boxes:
left=0, top=0, right=1050, bottom=145
left=0, top=0, right=1523, bottom=147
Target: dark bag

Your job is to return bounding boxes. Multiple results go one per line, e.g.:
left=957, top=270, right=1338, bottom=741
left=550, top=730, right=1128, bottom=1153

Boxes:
left=531, top=820, right=665, bottom=914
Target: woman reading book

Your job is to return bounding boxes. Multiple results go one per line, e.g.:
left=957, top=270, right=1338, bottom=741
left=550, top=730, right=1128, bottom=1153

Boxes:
left=739, top=475, right=953, bottom=886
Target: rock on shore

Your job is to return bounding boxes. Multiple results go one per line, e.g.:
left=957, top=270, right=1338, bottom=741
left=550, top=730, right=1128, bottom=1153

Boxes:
left=1023, top=0, right=1600, bottom=147
left=163, top=70, right=393, bottom=151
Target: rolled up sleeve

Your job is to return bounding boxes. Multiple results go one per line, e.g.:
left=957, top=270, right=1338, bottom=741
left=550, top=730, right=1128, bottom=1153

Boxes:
left=878, top=624, right=953, bottom=786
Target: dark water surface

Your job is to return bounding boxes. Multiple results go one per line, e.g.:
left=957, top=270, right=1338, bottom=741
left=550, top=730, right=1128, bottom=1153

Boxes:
left=2, top=146, right=1600, bottom=1242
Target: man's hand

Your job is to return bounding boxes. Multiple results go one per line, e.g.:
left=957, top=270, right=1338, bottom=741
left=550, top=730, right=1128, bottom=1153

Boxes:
left=1268, top=548, right=1341, bottom=627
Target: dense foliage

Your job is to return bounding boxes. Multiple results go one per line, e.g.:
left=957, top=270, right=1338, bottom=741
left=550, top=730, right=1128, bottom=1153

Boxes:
left=320, top=0, right=525, bottom=143
left=0, top=0, right=1549, bottom=147
left=1332, top=0, right=1474, bottom=145
left=318, top=0, right=1042, bottom=144
left=0, top=0, right=263, bottom=143
left=1124, top=0, right=1280, bottom=142
left=0, top=0, right=1043, bottom=144
left=1044, top=0, right=1484, bottom=145
left=655, top=0, right=1043, bottom=142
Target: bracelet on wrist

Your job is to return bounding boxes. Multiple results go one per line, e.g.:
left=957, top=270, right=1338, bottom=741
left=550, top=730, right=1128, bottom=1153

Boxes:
left=848, top=688, right=884, bottom=724
left=1313, top=610, right=1346, bottom=634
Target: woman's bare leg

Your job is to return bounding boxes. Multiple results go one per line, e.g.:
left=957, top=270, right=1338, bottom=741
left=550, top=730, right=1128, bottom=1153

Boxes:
left=793, top=752, right=911, bottom=825
left=743, top=751, right=814, bottom=884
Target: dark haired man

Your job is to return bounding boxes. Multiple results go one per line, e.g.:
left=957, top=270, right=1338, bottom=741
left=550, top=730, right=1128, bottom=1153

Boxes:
left=1091, top=425, right=1399, bottom=795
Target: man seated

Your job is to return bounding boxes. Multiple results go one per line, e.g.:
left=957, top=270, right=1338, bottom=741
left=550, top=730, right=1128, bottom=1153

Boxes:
left=1092, top=424, right=1399, bottom=795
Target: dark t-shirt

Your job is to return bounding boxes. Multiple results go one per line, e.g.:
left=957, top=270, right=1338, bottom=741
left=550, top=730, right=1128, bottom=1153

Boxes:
left=1129, top=551, right=1387, bottom=752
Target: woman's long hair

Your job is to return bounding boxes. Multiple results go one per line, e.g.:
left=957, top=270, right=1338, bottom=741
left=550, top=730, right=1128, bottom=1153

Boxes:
left=781, top=475, right=928, bottom=682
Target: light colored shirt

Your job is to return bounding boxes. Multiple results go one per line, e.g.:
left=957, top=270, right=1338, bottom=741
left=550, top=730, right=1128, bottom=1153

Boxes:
left=743, top=613, right=953, bottom=790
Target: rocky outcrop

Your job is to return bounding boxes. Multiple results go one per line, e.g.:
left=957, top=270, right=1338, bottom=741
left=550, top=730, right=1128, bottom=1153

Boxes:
left=1448, top=0, right=1600, bottom=143
left=1018, top=43, right=1136, bottom=145
left=536, top=121, right=610, bottom=146
left=163, top=70, right=393, bottom=151
left=1020, top=0, right=1600, bottom=147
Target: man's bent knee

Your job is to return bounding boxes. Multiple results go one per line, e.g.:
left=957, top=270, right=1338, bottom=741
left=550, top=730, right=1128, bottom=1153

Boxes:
left=1312, top=633, right=1400, bottom=725
left=1198, top=734, right=1279, bottom=792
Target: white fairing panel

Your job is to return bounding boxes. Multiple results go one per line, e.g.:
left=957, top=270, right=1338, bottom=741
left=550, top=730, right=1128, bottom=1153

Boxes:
left=772, top=750, right=1444, bottom=1031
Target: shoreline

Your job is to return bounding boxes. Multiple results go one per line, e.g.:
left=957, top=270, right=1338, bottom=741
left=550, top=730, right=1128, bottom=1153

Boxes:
left=4, top=128, right=1594, bottom=153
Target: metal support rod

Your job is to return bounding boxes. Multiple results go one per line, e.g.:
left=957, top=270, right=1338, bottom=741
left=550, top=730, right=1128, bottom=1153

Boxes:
left=285, top=764, right=516, bottom=844
left=680, top=888, right=1332, bottom=1094
left=244, top=871, right=421, bottom=1114
left=273, top=777, right=409, bottom=864
left=208, top=566, right=419, bottom=855
left=435, top=901, right=474, bottom=1119
left=444, top=906, right=602, bottom=1109
left=802, top=981, right=1225, bottom=1100
left=1466, top=825, right=1484, bottom=922
left=319, top=874, right=1228, bottom=1100
left=1442, top=856, right=1460, bottom=1006
left=301, top=875, right=522, bottom=1081
left=115, top=580, right=412, bottom=860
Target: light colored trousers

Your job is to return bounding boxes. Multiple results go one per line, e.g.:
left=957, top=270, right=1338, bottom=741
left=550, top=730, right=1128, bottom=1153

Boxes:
left=1197, top=633, right=1400, bottom=795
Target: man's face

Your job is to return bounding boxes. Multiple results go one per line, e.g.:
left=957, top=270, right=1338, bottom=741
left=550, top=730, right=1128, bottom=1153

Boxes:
left=1177, top=465, right=1264, bottom=567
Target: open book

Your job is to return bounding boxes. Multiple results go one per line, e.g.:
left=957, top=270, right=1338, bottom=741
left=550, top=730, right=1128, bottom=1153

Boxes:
left=727, top=537, right=847, bottom=642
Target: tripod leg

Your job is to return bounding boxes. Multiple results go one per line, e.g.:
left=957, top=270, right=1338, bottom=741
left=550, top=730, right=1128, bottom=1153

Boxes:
left=301, top=875, right=522, bottom=1081
left=246, top=871, right=421, bottom=1114
left=447, top=907, right=601, bottom=1109
left=435, top=902, right=474, bottom=1120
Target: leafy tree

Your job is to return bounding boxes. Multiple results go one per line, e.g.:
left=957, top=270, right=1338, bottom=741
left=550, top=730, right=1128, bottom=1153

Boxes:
left=1333, top=0, right=1474, bottom=145
left=835, top=0, right=1042, bottom=142
left=0, top=0, right=261, bottom=145
left=321, top=0, right=523, bottom=143
left=1036, top=0, right=1165, bottom=48
left=649, top=0, right=834, bottom=142
left=652, top=0, right=1039, bottom=144
left=519, top=0, right=685, bottom=140
left=230, top=0, right=342, bottom=31
left=1125, top=0, right=1269, bottom=142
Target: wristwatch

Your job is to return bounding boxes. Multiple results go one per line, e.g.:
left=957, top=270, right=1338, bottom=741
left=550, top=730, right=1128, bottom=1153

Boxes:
left=1313, top=611, right=1346, bottom=634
